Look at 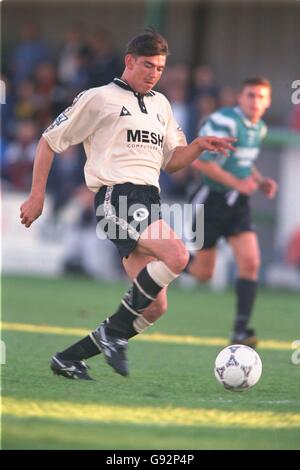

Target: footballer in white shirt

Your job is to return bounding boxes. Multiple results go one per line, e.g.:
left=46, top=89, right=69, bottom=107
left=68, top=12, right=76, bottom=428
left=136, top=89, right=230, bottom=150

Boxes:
left=20, top=28, right=235, bottom=379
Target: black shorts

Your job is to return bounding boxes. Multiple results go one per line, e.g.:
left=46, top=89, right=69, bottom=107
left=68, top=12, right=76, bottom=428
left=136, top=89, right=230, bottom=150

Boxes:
left=190, top=185, right=255, bottom=250
left=95, top=183, right=162, bottom=258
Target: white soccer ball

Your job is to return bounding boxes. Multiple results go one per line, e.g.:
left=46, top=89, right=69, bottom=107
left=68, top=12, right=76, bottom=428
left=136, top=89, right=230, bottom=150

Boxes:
left=214, top=344, right=262, bottom=392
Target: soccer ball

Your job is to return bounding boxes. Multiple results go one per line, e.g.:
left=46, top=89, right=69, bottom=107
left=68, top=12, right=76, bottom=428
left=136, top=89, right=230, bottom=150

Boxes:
left=214, top=344, right=262, bottom=392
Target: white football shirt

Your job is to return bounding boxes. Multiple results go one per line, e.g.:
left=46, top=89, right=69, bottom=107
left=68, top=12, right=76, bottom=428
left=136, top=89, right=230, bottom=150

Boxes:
left=43, top=78, right=186, bottom=192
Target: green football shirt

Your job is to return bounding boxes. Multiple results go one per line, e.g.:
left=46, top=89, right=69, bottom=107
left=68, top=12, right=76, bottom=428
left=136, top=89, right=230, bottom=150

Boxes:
left=198, top=106, right=267, bottom=192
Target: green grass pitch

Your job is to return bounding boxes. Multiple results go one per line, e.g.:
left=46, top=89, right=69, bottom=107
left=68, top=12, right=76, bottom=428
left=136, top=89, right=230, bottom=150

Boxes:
left=1, top=275, right=300, bottom=449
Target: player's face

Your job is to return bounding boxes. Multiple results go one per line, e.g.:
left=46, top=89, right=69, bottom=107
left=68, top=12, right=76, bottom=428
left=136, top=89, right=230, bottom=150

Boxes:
left=238, top=85, right=271, bottom=123
left=125, top=54, right=166, bottom=94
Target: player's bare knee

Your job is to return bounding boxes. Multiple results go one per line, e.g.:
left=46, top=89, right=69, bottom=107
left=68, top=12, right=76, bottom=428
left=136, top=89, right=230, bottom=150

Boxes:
left=242, top=257, right=260, bottom=276
left=145, top=298, right=168, bottom=322
left=153, top=302, right=168, bottom=317
left=194, top=269, right=214, bottom=282
left=176, top=249, right=190, bottom=272
left=158, top=297, right=168, bottom=315
left=163, top=243, right=189, bottom=273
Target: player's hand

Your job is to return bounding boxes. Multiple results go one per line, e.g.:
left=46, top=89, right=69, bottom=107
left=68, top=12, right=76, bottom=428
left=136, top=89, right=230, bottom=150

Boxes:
left=20, top=195, right=44, bottom=228
left=235, top=177, right=258, bottom=196
left=259, top=177, right=277, bottom=199
left=197, top=136, right=236, bottom=156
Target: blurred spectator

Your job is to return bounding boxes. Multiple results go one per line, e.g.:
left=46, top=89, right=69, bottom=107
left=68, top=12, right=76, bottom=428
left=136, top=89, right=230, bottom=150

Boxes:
left=160, top=63, right=196, bottom=196
left=191, top=64, right=219, bottom=101
left=0, top=135, right=9, bottom=184
left=4, top=120, right=38, bottom=191
left=189, top=93, right=218, bottom=140
left=169, top=63, right=191, bottom=87
left=158, top=62, right=190, bottom=96
left=265, top=227, right=300, bottom=290
left=286, top=227, right=300, bottom=270
left=57, top=23, right=85, bottom=85
left=14, top=79, right=38, bottom=121
left=219, top=86, right=237, bottom=108
left=1, top=74, right=15, bottom=140
left=187, top=64, right=220, bottom=140
left=289, top=104, right=300, bottom=132
left=48, top=146, right=85, bottom=216
left=11, top=22, right=51, bottom=86
left=87, top=30, right=121, bottom=87
left=195, top=93, right=218, bottom=126
left=57, top=23, right=91, bottom=98
left=33, top=62, right=68, bottom=128
left=160, top=167, right=195, bottom=199
left=166, top=82, right=190, bottom=136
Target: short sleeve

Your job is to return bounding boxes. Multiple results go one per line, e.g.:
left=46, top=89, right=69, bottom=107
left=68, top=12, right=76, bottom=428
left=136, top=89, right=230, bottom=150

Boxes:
left=42, top=89, right=105, bottom=153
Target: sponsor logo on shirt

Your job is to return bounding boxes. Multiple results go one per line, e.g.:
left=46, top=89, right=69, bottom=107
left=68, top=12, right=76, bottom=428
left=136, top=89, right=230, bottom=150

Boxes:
left=127, top=129, right=164, bottom=148
left=120, top=106, right=131, bottom=116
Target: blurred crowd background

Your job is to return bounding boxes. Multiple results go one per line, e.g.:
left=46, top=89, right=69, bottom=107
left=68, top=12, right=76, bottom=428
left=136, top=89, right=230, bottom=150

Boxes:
left=2, top=0, right=300, bottom=289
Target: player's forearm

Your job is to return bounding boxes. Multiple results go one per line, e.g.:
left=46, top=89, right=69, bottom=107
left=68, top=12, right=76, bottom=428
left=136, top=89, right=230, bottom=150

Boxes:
left=252, top=165, right=264, bottom=184
left=165, top=140, right=205, bottom=173
left=165, top=136, right=235, bottom=173
left=30, top=137, right=55, bottom=198
left=192, top=160, right=241, bottom=189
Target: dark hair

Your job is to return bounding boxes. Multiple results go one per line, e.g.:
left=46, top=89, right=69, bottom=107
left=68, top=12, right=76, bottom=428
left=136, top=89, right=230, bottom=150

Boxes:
left=241, top=77, right=272, bottom=91
left=125, top=27, right=169, bottom=57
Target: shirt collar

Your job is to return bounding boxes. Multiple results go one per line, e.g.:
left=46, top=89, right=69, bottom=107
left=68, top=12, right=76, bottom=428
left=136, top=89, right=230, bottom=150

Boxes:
left=113, top=78, right=155, bottom=97
left=234, top=106, right=260, bottom=128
